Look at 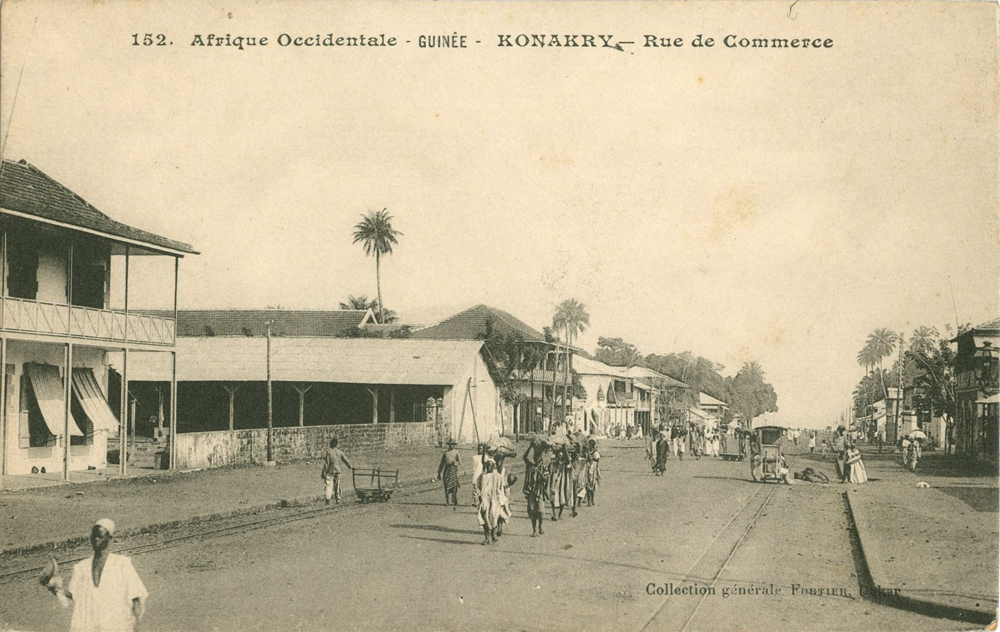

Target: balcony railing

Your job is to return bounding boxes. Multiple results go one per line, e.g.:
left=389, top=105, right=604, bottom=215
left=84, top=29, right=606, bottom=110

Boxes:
left=511, top=369, right=562, bottom=383
left=1, top=297, right=175, bottom=346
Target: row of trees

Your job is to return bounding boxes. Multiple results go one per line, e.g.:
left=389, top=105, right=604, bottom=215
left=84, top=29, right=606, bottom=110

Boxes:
left=852, top=325, right=962, bottom=440
left=594, top=337, right=778, bottom=427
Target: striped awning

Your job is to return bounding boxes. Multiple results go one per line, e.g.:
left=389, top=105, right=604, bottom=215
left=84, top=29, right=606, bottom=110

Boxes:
left=73, top=369, right=120, bottom=432
left=25, top=364, right=83, bottom=437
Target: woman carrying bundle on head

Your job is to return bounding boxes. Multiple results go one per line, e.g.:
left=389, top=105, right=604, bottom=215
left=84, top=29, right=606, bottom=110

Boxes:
left=570, top=435, right=588, bottom=517
left=522, top=436, right=550, bottom=536
left=548, top=437, right=573, bottom=521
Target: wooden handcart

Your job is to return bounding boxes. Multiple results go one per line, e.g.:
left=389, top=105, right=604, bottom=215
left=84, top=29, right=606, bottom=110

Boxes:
left=352, top=467, right=399, bottom=503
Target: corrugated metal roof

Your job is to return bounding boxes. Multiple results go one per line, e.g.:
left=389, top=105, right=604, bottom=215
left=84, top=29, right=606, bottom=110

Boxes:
left=1, top=159, right=197, bottom=254
left=573, top=356, right=627, bottom=378
left=629, top=366, right=689, bottom=388
left=128, top=337, right=486, bottom=386
left=411, top=304, right=548, bottom=343
left=141, top=309, right=371, bottom=337
left=699, top=392, right=729, bottom=408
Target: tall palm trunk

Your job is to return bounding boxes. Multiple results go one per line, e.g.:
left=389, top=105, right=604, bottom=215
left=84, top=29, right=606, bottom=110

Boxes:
left=375, top=251, right=384, bottom=324
left=563, top=325, right=571, bottom=424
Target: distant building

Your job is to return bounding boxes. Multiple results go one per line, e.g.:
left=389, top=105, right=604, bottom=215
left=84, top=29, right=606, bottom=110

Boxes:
left=953, top=318, right=999, bottom=462
left=0, top=159, right=196, bottom=477
left=873, top=387, right=903, bottom=445
left=412, top=304, right=565, bottom=434
left=572, top=356, right=640, bottom=436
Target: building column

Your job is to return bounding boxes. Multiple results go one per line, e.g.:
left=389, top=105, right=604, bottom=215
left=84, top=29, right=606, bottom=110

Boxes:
left=119, top=347, right=128, bottom=476
left=223, top=383, right=239, bottom=431
left=0, top=336, right=6, bottom=486
left=169, top=351, right=177, bottom=470
left=63, top=342, right=73, bottom=481
left=389, top=388, right=395, bottom=424
left=293, top=384, right=311, bottom=427
left=368, top=387, right=379, bottom=424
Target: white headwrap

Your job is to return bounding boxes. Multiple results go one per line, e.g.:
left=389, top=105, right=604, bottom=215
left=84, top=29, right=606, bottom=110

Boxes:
left=94, top=518, right=115, bottom=536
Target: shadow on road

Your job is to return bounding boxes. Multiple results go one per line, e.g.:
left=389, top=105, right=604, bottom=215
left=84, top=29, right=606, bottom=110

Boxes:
left=398, top=535, right=482, bottom=546
left=692, top=475, right=758, bottom=484
left=390, top=523, right=483, bottom=536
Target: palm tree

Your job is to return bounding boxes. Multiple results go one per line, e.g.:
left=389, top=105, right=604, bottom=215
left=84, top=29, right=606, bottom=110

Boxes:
left=352, top=209, right=402, bottom=324
left=866, top=328, right=899, bottom=399
left=553, top=299, right=590, bottom=422
left=740, top=361, right=765, bottom=382
left=908, top=325, right=939, bottom=356
left=339, top=295, right=375, bottom=310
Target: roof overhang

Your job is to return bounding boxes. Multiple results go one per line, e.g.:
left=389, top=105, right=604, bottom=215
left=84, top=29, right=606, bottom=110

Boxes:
left=1, top=207, right=198, bottom=257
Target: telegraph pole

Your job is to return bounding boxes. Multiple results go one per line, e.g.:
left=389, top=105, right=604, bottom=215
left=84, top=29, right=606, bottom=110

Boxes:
left=266, top=320, right=274, bottom=464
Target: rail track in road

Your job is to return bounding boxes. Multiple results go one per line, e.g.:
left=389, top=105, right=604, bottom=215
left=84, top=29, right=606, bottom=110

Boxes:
left=0, top=477, right=454, bottom=585
left=639, top=481, right=782, bottom=632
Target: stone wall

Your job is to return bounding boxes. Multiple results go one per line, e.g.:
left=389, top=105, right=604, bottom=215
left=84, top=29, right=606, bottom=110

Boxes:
left=173, top=422, right=436, bottom=470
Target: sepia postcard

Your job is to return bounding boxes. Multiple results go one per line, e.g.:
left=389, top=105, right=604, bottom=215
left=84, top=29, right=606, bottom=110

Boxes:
left=0, top=1, right=997, bottom=631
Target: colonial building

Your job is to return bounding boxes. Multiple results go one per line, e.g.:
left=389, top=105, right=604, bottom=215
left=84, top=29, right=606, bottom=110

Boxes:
left=127, top=310, right=504, bottom=468
left=572, top=356, right=640, bottom=436
left=412, top=304, right=566, bottom=435
left=1, top=159, right=196, bottom=479
left=953, top=318, right=999, bottom=462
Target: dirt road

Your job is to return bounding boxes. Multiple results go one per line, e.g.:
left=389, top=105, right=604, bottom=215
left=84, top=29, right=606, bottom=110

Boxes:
left=1, top=444, right=972, bottom=632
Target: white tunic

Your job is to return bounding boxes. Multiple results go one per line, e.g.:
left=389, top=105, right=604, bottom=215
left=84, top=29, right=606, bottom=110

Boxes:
left=68, top=554, right=148, bottom=632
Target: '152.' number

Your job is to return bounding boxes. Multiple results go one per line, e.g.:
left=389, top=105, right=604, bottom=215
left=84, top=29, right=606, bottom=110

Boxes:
left=132, top=34, right=168, bottom=46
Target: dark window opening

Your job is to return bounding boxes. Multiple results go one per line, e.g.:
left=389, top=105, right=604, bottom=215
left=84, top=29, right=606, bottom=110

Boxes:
left=5, top=227, right=40, bottom=300
left=70, top=240, right=108, bottom=309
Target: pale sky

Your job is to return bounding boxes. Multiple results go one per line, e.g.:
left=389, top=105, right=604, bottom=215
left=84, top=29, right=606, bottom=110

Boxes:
left=2, top=1, right=997, bottom=428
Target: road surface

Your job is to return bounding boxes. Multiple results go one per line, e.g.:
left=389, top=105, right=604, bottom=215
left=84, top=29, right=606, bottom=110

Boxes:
left=1, top=443, right=973, bottom=632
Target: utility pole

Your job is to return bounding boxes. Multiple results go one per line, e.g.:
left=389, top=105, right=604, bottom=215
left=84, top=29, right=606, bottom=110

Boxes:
left=266, top=320, right=274, bottom=464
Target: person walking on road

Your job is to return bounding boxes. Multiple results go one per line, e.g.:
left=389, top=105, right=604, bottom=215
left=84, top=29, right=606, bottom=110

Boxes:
left=833, top=427, right=848, bottom=483
left=654, top=425, right=669, bottom=475
left=435, top=439, right=462, bottom=507
left=321, top=437, right=354, bottom=505
left=676, top=424, right=688, bottom=461
left=476, top=460, right=507, bottom=545
left=522, top=436, right=550, bottom=536
left=585, top=438, right=602, bottom=506
left=570, top=438, right=587, bottom=517
left=548, top=441, right=572, bottom=521
left=42, top=519, right=148, bottom=632
left=808, top=433, right=816, bottom=454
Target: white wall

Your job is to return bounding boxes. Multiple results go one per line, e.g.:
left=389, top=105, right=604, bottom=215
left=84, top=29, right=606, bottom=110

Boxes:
left=2, top=340, right=110, bottom=475
left=449, top=352, right=500, bottom=444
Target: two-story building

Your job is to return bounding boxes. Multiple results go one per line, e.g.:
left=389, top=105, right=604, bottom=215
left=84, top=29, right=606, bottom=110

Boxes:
left=953, top=318, right=999, bottom=462
left=1, top=159, right=196, bottom=480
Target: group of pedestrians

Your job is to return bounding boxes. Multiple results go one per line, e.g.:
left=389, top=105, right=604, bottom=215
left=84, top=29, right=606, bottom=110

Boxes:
left=647, top=422, right=708, bottom=474
left=521, top=424, right=602, bottom=538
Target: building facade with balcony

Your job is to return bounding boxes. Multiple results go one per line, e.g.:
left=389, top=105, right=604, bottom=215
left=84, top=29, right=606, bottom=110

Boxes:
left=572, top=356, right=638, bottom=436
left=1, top=159, right=196, bottom=479
left=953, top=318, right=999, bottom=462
